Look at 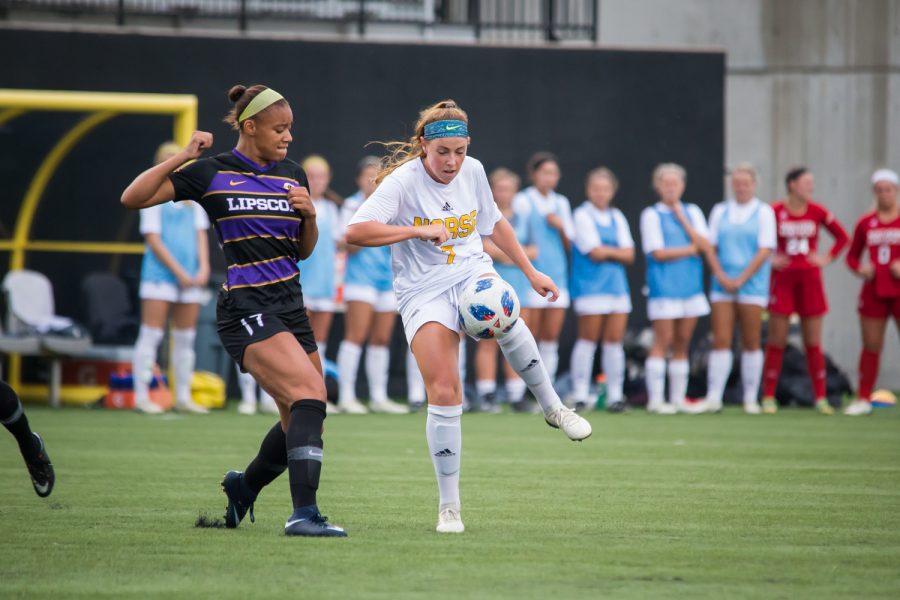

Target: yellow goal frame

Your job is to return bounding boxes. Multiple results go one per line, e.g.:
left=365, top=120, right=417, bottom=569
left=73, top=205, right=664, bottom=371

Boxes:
left=0, top=89, right=197, bottom=399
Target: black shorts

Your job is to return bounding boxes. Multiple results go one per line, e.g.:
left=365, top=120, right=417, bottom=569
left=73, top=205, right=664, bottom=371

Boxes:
left=216, top=289, right=318, bottom=371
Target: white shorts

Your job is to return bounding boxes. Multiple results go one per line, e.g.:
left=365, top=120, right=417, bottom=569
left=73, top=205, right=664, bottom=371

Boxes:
left=343, top=284, right=397, bottom=312
left=647, top=294, right=710, bottom=321
left=709, top=291, right=768, bottom=308
left=139, top=281, right=209, bottom=304
left=523, top=287, right=571, bottom=309
left=304, top=297, right=336, bottom=313
left=573, top=294, right=632, bottom=316
left=400, top=267, right=498, bottom=345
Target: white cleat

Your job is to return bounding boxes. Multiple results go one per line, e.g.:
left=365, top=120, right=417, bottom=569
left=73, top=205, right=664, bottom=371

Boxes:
left=436, top=504, right=465, bottom=533
left=843, top=400, right=873, bottom=416
left=325, top=401, right=341, bottom=415
left=337, top=398, right=369, bottom=414
left=176, top=401, right=210, bottom=415
left=544, top=406, right=592, bottom=441
left=134, top=400, right=164, bottom=415
left=743, top=401, right=761, bottom=415
left=237, top=400, right=257, bottom=416
left=369, top=399, right=410, bottom=414
left=647, top=402, right=677, bottom=415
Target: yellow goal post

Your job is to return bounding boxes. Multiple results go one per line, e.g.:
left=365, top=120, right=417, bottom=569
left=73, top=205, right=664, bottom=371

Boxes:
left=0, top=89, right=197, bottom=399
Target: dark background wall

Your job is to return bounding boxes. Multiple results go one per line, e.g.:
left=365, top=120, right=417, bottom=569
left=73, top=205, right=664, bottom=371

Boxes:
left=0, top=28, right=724, bottom=389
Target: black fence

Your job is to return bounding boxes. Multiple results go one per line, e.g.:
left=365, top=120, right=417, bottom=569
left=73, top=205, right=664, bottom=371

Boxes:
left=0, top=0, right=598, bottom=41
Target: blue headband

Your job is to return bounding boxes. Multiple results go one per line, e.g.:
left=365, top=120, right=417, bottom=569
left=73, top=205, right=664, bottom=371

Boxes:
left=424, top=120, right=468, bottom=139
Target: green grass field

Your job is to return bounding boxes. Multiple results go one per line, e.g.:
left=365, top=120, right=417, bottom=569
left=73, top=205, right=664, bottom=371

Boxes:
left=1, top=404, right=898, bottom=599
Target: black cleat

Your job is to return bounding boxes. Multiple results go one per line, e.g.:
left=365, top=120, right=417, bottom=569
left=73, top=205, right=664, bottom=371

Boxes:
left=606, top=400, right=628, bottom=413
left=26, top=433, right=54, bottom=498
left=221, top=470, right=256, bottom=528
left=284, top=509, right=347, bottom=537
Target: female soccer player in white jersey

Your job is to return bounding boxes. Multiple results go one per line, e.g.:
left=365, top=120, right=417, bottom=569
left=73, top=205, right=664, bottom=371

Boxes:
left=568, top=167, right=634, bottom=413
left=704, top=163, right=775, bottom=414
left=514, top=152, right=574, bottom=382
left=346, top=100, right=591, bottom=534
left=335, top=156, right=408, bottom=414
left=640, top=163, right=710, bottom=414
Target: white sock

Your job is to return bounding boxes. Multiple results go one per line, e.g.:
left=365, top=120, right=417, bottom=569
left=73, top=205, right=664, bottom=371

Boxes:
left=172, top=328, right=196, bottom=406
left=407, top=349, right=426, bottom=403
left=497, top=321, right=563, bottom=414
left=505, top=377, right=527, bottom=403
left=132, top=326, right=164, bottom=405
left=316, top=340, right=327, bottom=358
left=475, top=379, right=496, bottom=397
left=337, top=341, right=362, bottom=404
left=645, top=357, right=666, bottom=409
left=237, top=368, right=257, bottom=404
left=706, top=350, right=733, bottom=407
left=569, top=339, right=597, bottom=401
left=668, top=359, right=690, bottom=407
left=538, top=341, right=559, bottom=381
left=365, top=345, right=391, bottom=404
left=741, top=350, right=764, bottom=405
left=426, top=404, right=462, bottom=508
left=602, top=342, right=626, bottom=404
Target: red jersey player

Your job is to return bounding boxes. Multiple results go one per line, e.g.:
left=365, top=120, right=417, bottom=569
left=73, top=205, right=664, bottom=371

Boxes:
left=762, top=167, right=849, bottom=415
left=844, top=169, right=900, bottom=416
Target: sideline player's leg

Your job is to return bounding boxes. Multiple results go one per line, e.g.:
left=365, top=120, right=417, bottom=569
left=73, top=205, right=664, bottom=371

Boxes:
left=847, top=315, right=887, bottom=416
left=706, top=301, right=735, bottom=413
left=367, top=309, right=408, bottom=414
left=411, top=322, right=466, bottom=533
left=171, top=301, right=209, bottom=414
left=737, top=303, right=765, bottom=414
left=647, top=319, right=675, bottom=414
left=1, top=380, right=54, bottom=497
left=671, top=317, right=701, bottom=413
left=132, top=299, right=169, bottom=414
left=799, top=315, right=832, bottom=415
left=601, top=312, right=629, bottom=413
left=336, top=300, right=374, bottom=414
left=762, top=313, right=790, bottom=414
left=570, top=314, right=602, bottom=410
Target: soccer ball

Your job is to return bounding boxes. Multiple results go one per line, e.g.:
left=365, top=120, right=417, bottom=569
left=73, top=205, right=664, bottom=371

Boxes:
left=457, top=276, right=520, bottom=339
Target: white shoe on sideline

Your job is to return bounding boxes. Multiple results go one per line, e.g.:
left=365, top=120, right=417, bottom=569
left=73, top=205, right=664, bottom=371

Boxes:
left=259, top=394, right=280, bottom=415
left=369, top=399, right=409, bottom=414
left=237, top=400, right=257, bottom=416
left=338, top=398, right=369, bottom=414
left=843, top=400, right=873, bottom=416
left=705, top=398, right=723, bottom=413
left=134, top=400, right=164, bottom=415
left=176, top=401, right=210, bottom=415
left=436, top=504, right=465, bottom=534
left=647, top=402, right=677, bottom=415
left=325, top=401, right=341, bottom=415
left=744, top=401, right=761, bottom=415
left=544, top=406, right=592, bottom=441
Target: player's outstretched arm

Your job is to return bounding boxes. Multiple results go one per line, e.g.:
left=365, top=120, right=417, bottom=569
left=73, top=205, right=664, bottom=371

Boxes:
left=488, top=217, right=559, bottom=301
left=121, top=131, right=213, bottom=209
left=345, top=221, right=448, bottom=247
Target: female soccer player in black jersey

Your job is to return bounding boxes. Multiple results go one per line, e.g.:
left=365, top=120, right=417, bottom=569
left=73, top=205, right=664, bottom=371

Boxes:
left=121, top=84, right=346, bottom=537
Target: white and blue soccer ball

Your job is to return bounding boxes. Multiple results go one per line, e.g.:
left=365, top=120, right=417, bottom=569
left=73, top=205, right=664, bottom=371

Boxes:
left=457, top=276, right=520, bottom=339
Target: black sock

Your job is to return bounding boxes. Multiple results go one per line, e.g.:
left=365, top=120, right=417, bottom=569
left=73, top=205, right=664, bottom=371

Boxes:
left=243, top=421, right=287, bottom=495
left=1, top=381, right=40, bottom=462
left=286, top=400, right=326, bottom=511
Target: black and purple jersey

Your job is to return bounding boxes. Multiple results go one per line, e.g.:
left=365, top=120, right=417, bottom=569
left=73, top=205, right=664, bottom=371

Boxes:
left=169, top=149, right=310, bottom=308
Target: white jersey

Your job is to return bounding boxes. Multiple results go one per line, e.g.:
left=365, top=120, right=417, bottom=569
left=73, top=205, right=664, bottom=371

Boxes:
left=348, top=156, right=502, bottom=305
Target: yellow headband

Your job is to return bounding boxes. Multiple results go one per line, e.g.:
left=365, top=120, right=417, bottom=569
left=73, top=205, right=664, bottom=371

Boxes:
left=238, top=88, right=285, bottom=122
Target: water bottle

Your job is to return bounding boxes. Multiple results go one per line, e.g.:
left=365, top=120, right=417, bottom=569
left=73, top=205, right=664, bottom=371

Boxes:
left=594, top=374, right=607, bottom=410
